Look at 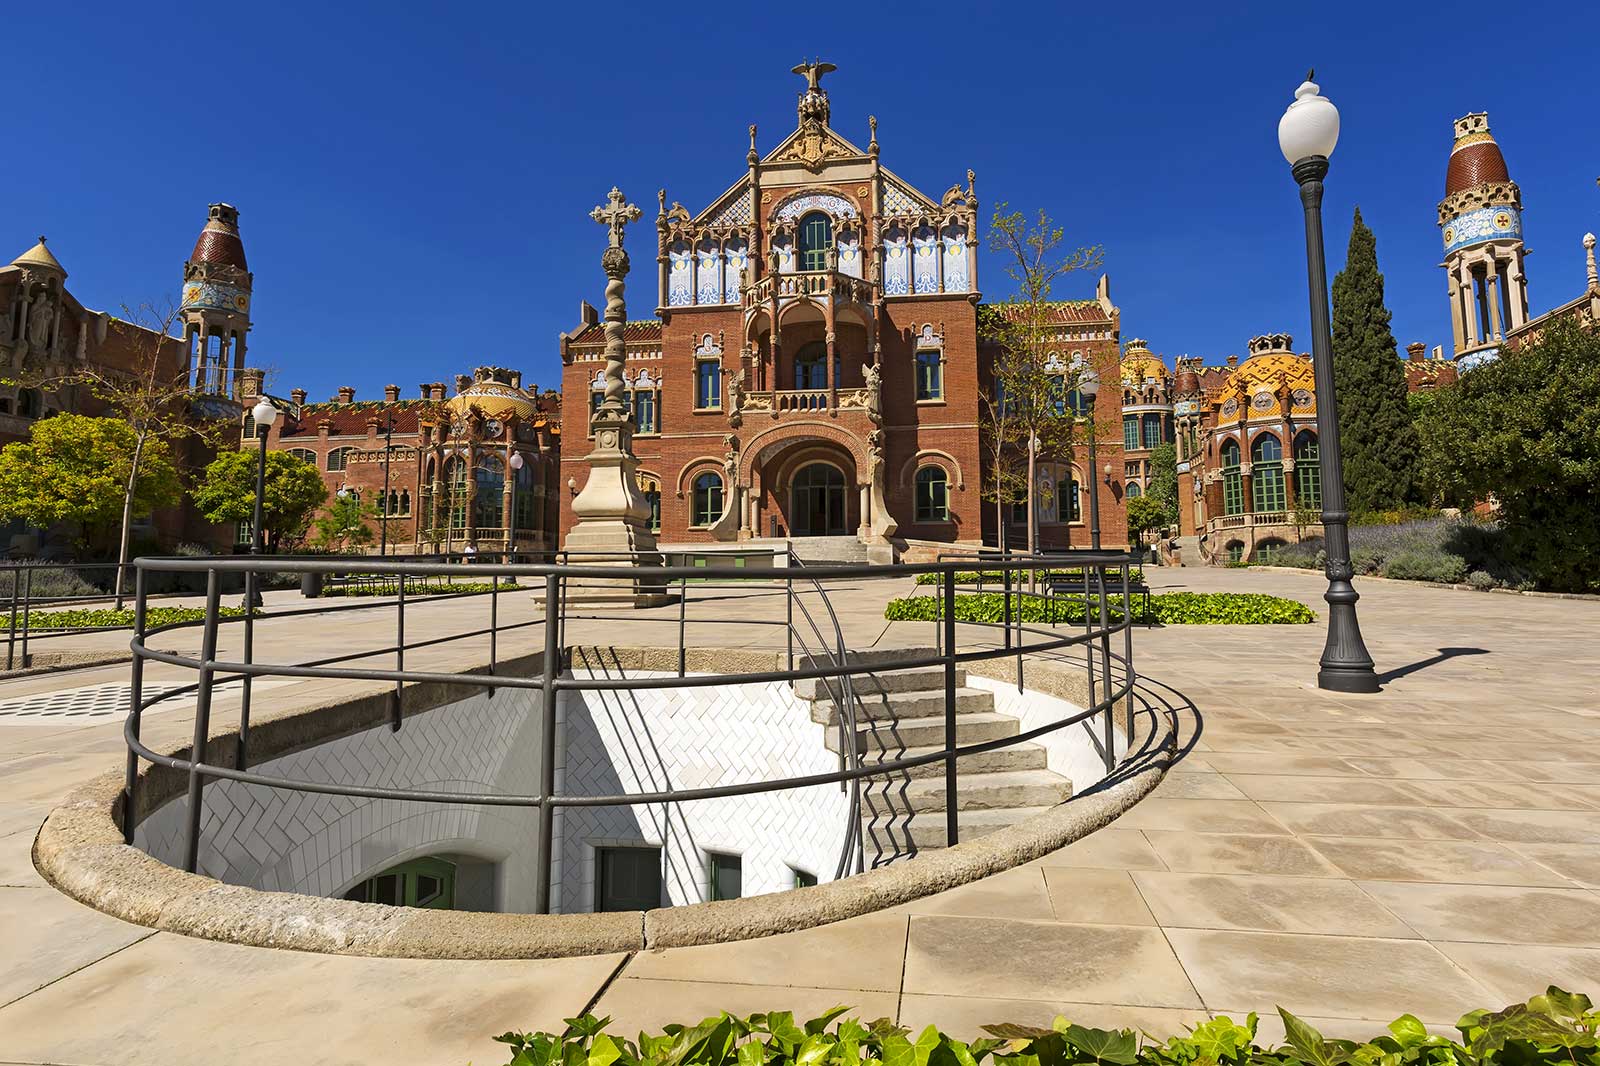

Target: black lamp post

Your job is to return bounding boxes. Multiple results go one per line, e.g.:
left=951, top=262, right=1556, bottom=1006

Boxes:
left=509, top=449, right=524, bottom=561
left=247, top=398, right=279, bottom=609
left=1279, top=71, right=1379, bottom=693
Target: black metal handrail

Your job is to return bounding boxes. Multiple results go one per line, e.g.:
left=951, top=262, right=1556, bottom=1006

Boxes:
left=120, top=548, right=1150, bottom=914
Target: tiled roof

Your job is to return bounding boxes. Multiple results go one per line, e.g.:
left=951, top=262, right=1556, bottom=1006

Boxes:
left=982, top=300, right=1110, bottom=324
left=1405, top=360, right=1460, bottom=389
left=567, top=320, right=664, bottom=345
left=190, top=228, right=248, bottom=272
left=1446, top=141, right=1510, bottom=196
left=278, top=400, right=427, bottom=438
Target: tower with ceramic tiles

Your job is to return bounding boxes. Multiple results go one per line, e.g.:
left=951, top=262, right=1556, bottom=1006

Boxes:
left=1438, top=113, right=1529, bottom=366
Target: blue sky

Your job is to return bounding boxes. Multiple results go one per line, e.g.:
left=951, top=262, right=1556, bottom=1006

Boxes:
left=10, top=1, right=1595, bottom=401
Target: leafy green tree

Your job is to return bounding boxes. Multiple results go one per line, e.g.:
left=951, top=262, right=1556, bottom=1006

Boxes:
left=311, top=491, right=376, bottom=553
left=1125, top=495, right=1170, bottom=546
left=192, top=449, right=328, bottom=551
left=0, top=414, right=181, bottom=550
left=1417, top=318, right=1600, bottom=593
left=1146, top=442, right=1179, bottom=525
left=981, top=204, right=1105, bottom=552
left=1330, top=207, right=1419, bottom=510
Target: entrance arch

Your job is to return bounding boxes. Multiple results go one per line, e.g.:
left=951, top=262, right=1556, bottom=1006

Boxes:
left=790, top=462, right=847, bottom=536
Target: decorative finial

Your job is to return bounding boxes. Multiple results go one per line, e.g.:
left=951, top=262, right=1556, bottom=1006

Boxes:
left=791, top=59, right=836, bottom=93
left=591, top=187, right=642, bottom=250
left=749, top=124, right=757, bottom=150
left=967, top=169, right=976, bottom=199
left=657, top=188, right=666, bottom=214
left=37, top=235, right=46, bottom=245
left=1306, top=67, right=1315, bottom=82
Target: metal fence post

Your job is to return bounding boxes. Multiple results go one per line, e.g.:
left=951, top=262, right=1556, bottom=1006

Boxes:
left=122, top=566, right=148, bottom=844
left=488, top=572, right=499, bottom=697
left=785, top=565, right=794, bottom=674
left=5, top=564, right=17, bottom=671
left=19, top=567, right=32, bottom=668
left=942, top=568, right=959, bottom=848
left=392, top=574, right=406, bottom=731
left=535, top=572, right=560, bottom=915
left=183, top=570, right=223, bottom=874
left=1122, top=562, right=1135, bottom=748
left=677, top=573, right=688, bottom=678
left=238, top=566, right=256, bottom=769
left=1098, top=562, right=1115, bottom=775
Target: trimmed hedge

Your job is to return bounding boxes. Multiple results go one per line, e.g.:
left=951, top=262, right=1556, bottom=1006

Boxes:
left=1, top=606, right=250, bottom=631
left=883, top=591, right=1313, bottom=626
left=913, top=568, right=1145, bottom=586
left=319, top=580, right=517, bottom=598
left=494, top=989, right=1600, bottom=1066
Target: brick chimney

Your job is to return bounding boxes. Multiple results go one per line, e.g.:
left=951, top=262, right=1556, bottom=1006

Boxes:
left=290, top=387, right=307, bottom=406
left=509, top=370, right=523, bottom=390
left=428, top=382, right=447, bottom=401
left=454, top=374, right=472, bottom=395
left=1406, top=342, right=1426, bottom=362
left=383, top=384, right=400, bottom=403
left=336, top=386, right=356, bottom=403
left=1226, top=354, right=1239, bottom=368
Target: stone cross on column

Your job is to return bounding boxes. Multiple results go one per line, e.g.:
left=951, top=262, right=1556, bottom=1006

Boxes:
left=590, top=187, right=642, bottom=417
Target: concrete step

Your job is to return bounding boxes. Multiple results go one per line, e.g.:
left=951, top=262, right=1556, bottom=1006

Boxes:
left=788, top=536, right=870, bottom=564
left=862, top=770, right=1072, bottom=814
left=797, top=647, right=938, bottom=670
left=808, top=686, right=994, bottom=726
left=826, top=711, right=1019, bottom=753
left=864, top=805, right=1058, bottom=853
left=858, top=742, right=1049, bottom=779
left=793, top=665, right=964, bottom=701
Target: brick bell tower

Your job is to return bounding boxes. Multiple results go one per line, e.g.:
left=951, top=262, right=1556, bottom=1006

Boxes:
left=1438, top=114, right=1528, bottom=367
left=180, top=203, right=255, bottom=416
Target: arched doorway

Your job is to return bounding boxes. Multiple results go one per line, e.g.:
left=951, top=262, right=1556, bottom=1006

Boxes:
left=790, top=462, right=847, bottom=536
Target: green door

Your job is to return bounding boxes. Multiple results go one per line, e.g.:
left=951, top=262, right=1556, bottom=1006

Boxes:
left=343, top=856, right=456, bottom=909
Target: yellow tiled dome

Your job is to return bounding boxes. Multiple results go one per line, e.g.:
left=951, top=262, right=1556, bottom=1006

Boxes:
left=1120, top=339, right=1168, bottom=386
left=1213, top=340, right=1316, bottom=426
left=446, top=380, right=540, bottom=422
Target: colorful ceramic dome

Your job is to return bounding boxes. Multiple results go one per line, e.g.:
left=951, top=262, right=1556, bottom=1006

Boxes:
left=189, top=203, right=249, bottom=273
left=1212, top=336, right=1315, bottom=426
left=446, top=370, right=540, bottom=422
left=1444, top=113, right=1510, bottom=197
left=1119, top=339, right=1169, bottom=386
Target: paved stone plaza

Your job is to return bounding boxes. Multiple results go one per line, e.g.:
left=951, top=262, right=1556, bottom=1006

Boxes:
left=1, top=566, right=1597, bottom=1065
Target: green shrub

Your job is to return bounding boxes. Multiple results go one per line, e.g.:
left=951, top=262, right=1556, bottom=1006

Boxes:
left=913, top=568, right=1143, bottom=586
left=1467, top=569, right=1498, bottom=590
left=0, top=563, right=103, bottom=599
left=883, top=591, right=1312, bottom=626
left=1382, top=548, right=1468, bottom=584
left=1, top=606, right=250, bottom=631
left=492, top=988, right=1600, bottom=1066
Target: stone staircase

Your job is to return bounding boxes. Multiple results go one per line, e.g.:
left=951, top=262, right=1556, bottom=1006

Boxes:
left=796, top=650, right=1072, bottom=865
left=785, top=536, right=871, bottom=564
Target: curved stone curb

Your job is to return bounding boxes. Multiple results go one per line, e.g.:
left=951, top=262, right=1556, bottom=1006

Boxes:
left=33, top=649, right=1179, bottom=960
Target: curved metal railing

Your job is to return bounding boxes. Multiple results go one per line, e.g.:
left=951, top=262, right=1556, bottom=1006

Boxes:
left=118, top=549, right=1163, bottom=913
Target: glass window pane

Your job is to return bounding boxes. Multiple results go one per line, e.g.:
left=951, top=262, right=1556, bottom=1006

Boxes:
left=598, top=847, right=662, bottom=912
left=372, top=874, right=400, bottom=906
left=794, top=869, right=818, bottom=888
left=710, top=853, right=742, bottom=901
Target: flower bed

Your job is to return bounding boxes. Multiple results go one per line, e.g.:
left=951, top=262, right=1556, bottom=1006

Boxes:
left=884, top=591, right=1313, bottom=626
left=493, top=989, right=1598, bottom=1066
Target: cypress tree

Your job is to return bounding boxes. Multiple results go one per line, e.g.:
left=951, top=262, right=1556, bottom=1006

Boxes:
left=1329, top=207, right=1419, bottom=512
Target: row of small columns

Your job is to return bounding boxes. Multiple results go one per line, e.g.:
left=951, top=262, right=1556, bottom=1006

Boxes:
left=1448, top=246, right=1527, bottom=351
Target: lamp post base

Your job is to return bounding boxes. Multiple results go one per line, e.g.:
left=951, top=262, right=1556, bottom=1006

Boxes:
left=1317, top=664, right=1381, bottom=693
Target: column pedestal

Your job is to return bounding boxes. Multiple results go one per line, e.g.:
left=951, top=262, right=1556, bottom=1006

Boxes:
left=564, top=409, right=672, bottom=606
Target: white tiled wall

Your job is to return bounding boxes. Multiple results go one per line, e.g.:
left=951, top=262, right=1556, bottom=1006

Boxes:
left=135, top=690, right=547, bottom=911
left=555, top=662, right=850, bottom=913
left=968, top=675, right=1123, bottom=790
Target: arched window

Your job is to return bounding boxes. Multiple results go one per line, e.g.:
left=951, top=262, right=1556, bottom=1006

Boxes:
left=914, top=466, right=949, bottom=522
left=17, top=389, right=43, bottom=419
left=1221, top=439, right=1243, bottom=516
left=794, top=341, right=827, bottom=391
left=1293, top=431, right=1321, bottom=511
left=475, top=455, right=506, bottom=530
left=798, top=212, right=833, bottom=271
left=1257, top=537, right=1288, bottom=564
left=327, top=447, right=351, bottom=472
left=1142, top=413, right=1164, bottom=449
left=1226, top=540, right=1245, bottom=564
left=1251, top=434, right=1285, bottom=513
left=1126, top=482, right=1143, bottom=498
left=288, top=448, right=317, bottom=465
left=445, top=456, right=468, bottom=530
left=691, top=471, right=724, bottom=527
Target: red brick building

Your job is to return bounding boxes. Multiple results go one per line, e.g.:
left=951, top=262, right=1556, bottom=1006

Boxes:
left=558, top=64, right=1125, bottom=560
left=247, top=369, right=561, bottom=555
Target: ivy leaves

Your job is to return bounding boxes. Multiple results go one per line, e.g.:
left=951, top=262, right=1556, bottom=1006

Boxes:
left=493, top=990, right=1599, bottom=1066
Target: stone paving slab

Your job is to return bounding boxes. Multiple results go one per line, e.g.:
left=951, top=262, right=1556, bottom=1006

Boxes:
left=0, top=565, right=1597, bottom=1060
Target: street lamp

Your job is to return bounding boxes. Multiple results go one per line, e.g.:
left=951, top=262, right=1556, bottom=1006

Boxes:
left=1078, top=367, right=1102, bottom=550
left=248, top=398, right=279, bottom=609
left=1279, top=72, right=1379, bottom=693
left=508, top=451, right=524, bottom=561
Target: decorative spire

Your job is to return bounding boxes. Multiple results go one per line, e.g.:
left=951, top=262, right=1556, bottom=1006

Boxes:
left=1585, top=232, right=1597, bottom=289
left=792, top=58, right=835, bottom=127
left=747, top=124, right=759, bottom=165
left=868, top=114, right=878, bottom=155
